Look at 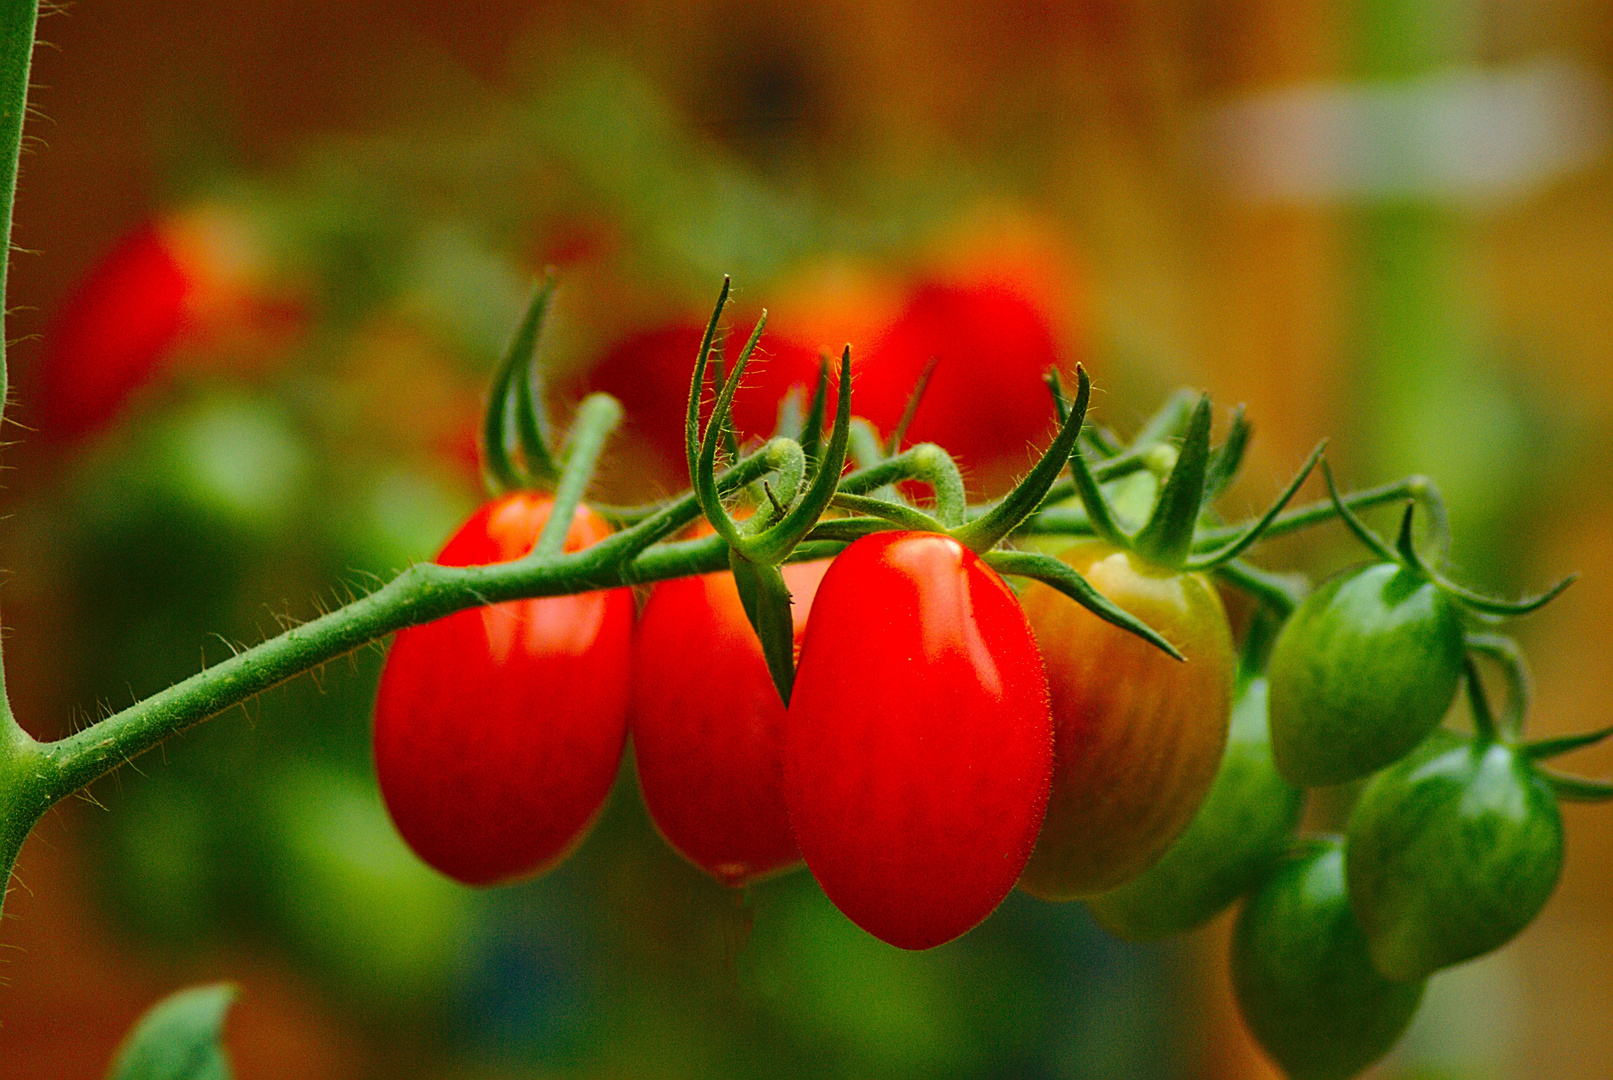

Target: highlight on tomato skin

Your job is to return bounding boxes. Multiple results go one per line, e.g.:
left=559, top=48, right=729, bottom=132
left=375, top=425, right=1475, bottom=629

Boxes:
left=630, top=558, right=829, bottom=888
left=372, top=492, right=635, bottom=888
left=783, top=530, right=1054, bottom=951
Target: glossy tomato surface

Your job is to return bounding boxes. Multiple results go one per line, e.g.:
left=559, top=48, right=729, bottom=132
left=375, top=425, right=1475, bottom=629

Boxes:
left=784, top=530, right=1053, bottom=950
left=1233, top=838, right=1425, bottom=1080
left=1017, top=541, right=1235, bottom=899
left=373, top=493, right=634, bottom=886
left=632, top=557, right=829, bottom=887
left=1267, top=562, right=1466, bottom=788
left=1345, top=731, right=1563, bottom=982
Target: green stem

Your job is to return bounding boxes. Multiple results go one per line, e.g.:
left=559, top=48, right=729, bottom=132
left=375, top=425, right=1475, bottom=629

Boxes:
left=1190, top=475, right=1438, bottom=549
left=532, top=393, right=621, bottom=559
left=0, top=0, right=40, bottom=890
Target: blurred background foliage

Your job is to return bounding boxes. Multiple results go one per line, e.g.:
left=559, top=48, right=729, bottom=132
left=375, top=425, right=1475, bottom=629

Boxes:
left=0, top=1, right=1610, bottom=1077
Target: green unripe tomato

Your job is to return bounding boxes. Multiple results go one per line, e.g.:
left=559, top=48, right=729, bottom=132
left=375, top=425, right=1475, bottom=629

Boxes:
left=1345, top=731, right=1563, bottom=982
left=1232, top=837, right=1425, bottom=1080
left=1267, top=563, right=1465, bottom=787
left=1086, top=677, right=1304, bottom=941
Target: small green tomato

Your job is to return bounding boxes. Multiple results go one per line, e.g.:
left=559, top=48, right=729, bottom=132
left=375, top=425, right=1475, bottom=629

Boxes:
left=1267, top=562, right=1465, bottom=787
left=1345, top=730, right=1563, bottom=982
left=1232, top=837, right=1424, bottom=1080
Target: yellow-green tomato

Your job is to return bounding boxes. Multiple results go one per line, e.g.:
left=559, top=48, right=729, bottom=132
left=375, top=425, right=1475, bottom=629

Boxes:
left=1017, top=540, right=1235, bottom=900
left=1086, top=677, right=1305, bottom=940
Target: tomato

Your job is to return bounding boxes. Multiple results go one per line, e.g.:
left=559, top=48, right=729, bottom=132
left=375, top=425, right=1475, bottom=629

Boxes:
left=1015, top=540, right=1235, bottom=900
left=1267, top=562, right=1466, bottom=788
left=856, top=281, right=1069, bottom=496
left=36, top=220, right=193, bottom=442
left=1085, top=676, right=1305, bottom=941
left=784, top=530, right=1053, bottom=950
left=1232, top=837, right=1425, bottom=1080
left=372, top=493, right=634, bottom=886
left=1345, top=730, right=1563, bottom=982
left=35, top=208, right=275, bottom=443
left=573, top=322, right=819, bottom=480
left=632, top=557, right=830, bottom=887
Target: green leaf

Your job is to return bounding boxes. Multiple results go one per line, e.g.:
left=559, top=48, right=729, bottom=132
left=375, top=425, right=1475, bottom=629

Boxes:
left=729, top=549, right=798, bottom=704
left=1202, top=404, right=1250, bottom=501
left=108, top=983, right=238, bottom=1080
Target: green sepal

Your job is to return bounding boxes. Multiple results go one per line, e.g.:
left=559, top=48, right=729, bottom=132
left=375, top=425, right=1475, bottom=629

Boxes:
left=108, top=983, right=238, bottom=1080
left=1465, top=633, right=1530, bottom=740
left=1321, top=459, right=1401, bottom=564
left=885, top=354, right=941, bottom=455
left=692, top=312, right=766, bottom=551
left=685, top=277, right=732, bottom=487
left=983, top=549, right=1183, bottom=661
left=1067, top=430, right=1129, bottom=548
left=1540, top=768, right=1613, bottom=803
left=1394, top=501, right=1425, bottom=573
left=952, top=365, right=1090, bottom=554
left=1214, top=558, right=1307, bottom=623
left=798, top=353, right=831, bottom=467
left=1184, top=441, right=1324, bottom=572
left=1463, top=654, right=1500, bottom=745
left=1132, top=393, right=1212, bottom=568
left=1521, top=725, right=1613, bottom=763
left=829, top=492, right=944, bottom=532
left=1202, top=403, right=1250, bottom=501
left=483, top=277, right=560, bottom=494
left=509, top=274, right=561, bottom=487
left=1045, top=369, right=1071, bottom=426
left=1430, top=565, right=1576, bottom=619
left=728, top=548, right=798, bottom=705
left=748, top=346, right=854, bottom=564
left=1081, top=422, right=1124, bottom=457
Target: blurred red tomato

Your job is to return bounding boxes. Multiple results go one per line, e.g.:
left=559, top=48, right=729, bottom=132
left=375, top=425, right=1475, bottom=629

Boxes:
left=34, top=207, right=275, bottom=443
left=35, top=221, right=192, bottom=442
left=856, top=280, right=1071, bottom=496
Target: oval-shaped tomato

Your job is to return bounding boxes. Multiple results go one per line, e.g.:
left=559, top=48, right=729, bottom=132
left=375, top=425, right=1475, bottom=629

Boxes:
left=1345, top=730, right=1563, bottom=982
left=784, top=530, right=1053, bottom=950
left=37, top=220, right=193, bottom=442
left=1085, top=676, right=1305, bottom=941
left=372, top=493, right=634, bottom=886
left=632, top=557, right=829, bottom=887
left=857, top=281, right=1069, bottom=496
left=1267, top=562, right=1465, bottom=788
left=1015, top=541, right=1235, bottom=900
left=1232, top=837, right=1425, bottom=1080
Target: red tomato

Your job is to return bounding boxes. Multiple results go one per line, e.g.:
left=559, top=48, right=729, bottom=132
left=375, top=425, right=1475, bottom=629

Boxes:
left=37, top=221, right=193, bottom=442
left=631, top=558, right=829, bottom=886
left=574, top=322, right=819, bottom=481
left=372, top=493, right=634, bottom=886
left=784, top=531, right=1053, bottom=949
left=1016, top=541, right=1235, bottom=899
left=857, top=281, right=1070, bottom=496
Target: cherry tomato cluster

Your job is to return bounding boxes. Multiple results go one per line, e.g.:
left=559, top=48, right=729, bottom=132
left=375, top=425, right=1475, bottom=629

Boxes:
left=370, top=281, right=1605, bottom=1080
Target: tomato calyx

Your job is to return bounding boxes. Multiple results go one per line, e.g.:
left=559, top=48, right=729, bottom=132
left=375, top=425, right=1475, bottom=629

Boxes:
left=1321, top=459, right=1575, bottom=619
left=1052, top=383, right=1323, bottom=578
